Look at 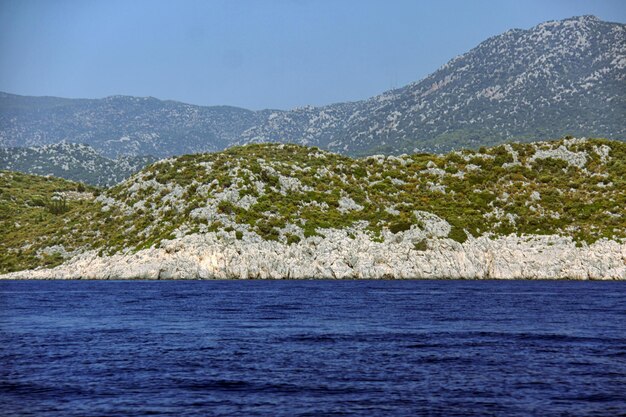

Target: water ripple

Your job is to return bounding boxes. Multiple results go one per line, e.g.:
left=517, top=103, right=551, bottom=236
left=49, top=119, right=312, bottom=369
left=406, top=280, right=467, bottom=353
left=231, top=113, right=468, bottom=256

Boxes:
left=1, top=279, right=625, bottom=416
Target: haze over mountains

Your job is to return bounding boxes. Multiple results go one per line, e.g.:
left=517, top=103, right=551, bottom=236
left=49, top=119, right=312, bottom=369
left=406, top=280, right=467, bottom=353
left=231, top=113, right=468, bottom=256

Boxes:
left=0, top=15, right=624, bottom=164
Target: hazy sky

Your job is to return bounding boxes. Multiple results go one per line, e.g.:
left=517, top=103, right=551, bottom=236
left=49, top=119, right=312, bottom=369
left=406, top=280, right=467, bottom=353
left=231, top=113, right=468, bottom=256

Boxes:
left=0, top=0, right=624, bottom=110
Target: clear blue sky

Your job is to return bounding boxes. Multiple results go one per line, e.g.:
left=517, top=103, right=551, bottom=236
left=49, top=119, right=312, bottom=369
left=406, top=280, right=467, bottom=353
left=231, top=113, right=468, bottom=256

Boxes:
left=0, top=0, right=624, bottom=110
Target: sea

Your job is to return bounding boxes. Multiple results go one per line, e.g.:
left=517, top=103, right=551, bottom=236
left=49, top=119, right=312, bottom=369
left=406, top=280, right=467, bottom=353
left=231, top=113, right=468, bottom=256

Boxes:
left=1, top=279, right=624, bottom=416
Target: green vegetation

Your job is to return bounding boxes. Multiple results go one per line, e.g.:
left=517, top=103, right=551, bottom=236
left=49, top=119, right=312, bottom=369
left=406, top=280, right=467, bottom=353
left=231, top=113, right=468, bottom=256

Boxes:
left=1, top=138, right=625, bottom=274
left=0, top=172, right=100, bottom=272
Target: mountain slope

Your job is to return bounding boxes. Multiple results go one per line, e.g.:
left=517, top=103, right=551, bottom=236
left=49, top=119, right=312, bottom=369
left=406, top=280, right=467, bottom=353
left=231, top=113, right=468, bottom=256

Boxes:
left=1, top=138, right=624, bottom=276
left=0, top=93, right=269, bottom=158
left=0, top=16, right=624, bottom=157
left=239, top=15, right=626, bottom=154
left=0, top=143, right=156, bottom=186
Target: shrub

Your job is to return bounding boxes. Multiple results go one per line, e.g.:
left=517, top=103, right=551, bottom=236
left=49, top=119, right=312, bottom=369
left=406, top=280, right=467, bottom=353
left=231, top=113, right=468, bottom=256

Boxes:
left=286, top=234, right=301, bottom=245
left=389, top=221, right=411, bottom=234
left=29, top=196, right=46, bottom=207
left=303, top=224, right=319, bottom=238
left=46, top=197, right=68, bottom=214
left=256, top=220, right=280, bottom=241
left=413, top=240, right=428, bottom=251
left=448, top=225, right=467, bottom=243
left=217, top=200, right=235, bottom=215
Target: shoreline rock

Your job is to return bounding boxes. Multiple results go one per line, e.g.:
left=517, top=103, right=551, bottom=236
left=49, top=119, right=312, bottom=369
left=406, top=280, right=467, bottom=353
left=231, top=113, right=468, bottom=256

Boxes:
left=2, top=232, right=624, bottom=280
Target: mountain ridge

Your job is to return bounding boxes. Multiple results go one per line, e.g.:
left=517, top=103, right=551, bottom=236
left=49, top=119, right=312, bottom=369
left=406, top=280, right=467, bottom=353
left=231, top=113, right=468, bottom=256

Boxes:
left=1, top=15, right=624, bottom=159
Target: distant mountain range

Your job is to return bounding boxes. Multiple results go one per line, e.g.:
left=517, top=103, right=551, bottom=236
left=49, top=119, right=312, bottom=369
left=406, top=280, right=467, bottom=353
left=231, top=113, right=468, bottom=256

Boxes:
left=0, top=93, right=267, bottom=158
left=0, top=143, right=155, bottom=186
left=242, top=15, right=625, bottom=155
left=1, top=15, right=624, bottom=162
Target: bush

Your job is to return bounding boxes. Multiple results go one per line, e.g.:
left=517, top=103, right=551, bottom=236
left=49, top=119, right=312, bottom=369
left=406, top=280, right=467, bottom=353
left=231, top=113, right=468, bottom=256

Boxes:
left=413, top=240, right=428, bottom=251
left=303, top=224, right=319, bottom=238
left=46, top=197, right=68, bottom=214
left=256, top=221, right=280, bottom=241
left=286, top=234, right=301, bottom=245
left=448, top=225, right=467, bottom=243
left=29, top=196, right=46, bottom=207
left=389, top=221, right=411, bottom=234
left=260, top=170, right=279, bottom=187
left=217, top=200, right=235, bottom=215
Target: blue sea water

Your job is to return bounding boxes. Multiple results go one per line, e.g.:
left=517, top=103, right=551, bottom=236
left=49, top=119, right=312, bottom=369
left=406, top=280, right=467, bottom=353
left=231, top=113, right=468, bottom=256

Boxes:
left=0, top=280, right=624, bottom=416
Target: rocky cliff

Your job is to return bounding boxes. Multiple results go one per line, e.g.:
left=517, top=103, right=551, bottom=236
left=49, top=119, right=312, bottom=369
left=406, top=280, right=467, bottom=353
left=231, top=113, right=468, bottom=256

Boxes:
left=2, top=231, right=624, bottom=280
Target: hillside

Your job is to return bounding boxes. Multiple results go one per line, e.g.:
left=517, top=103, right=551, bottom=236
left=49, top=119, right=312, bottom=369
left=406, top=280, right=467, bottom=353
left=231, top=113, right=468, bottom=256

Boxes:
left=0, top=172, right=98, bottom=273
left=0, top=143, right=156, bottom=186
left=239, top=15, right=626, bottom=154
left=1, top=137, right=624, bottom=278
left=1, top=16, right=624, bottom=159
left=0, top=93, right=268, bottom=158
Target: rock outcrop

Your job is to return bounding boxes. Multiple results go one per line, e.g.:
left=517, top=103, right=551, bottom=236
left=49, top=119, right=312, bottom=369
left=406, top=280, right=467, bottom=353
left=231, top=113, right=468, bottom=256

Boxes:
left=2, top=231, right=624, bottom=280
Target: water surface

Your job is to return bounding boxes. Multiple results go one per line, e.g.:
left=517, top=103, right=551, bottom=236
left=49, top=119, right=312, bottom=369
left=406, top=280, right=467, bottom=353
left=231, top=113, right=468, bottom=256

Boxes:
left=1, top=280, right=625, bottom=416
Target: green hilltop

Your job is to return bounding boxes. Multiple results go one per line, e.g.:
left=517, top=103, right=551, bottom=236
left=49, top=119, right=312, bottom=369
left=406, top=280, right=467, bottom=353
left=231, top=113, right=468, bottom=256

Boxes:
left=1, top=137, right=624, bottom=274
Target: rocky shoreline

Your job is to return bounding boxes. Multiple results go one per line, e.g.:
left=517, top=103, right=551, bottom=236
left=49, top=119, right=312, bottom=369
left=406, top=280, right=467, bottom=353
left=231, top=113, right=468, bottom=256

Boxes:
left=2, top=231, right=625, bottom=280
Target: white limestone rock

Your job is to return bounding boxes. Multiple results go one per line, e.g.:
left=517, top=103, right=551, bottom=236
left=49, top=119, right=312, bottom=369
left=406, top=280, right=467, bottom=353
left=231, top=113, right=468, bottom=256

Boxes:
left=338, top=196, right=363, bottom=213
left=3, top=231, right=623, bottom=280
left=530, top=145, right=588, bottom=168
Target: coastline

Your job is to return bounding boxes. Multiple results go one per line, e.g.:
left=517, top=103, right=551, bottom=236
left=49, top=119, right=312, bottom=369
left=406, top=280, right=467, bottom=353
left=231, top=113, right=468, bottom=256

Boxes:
left=2, top=231, right=624, bottom=280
